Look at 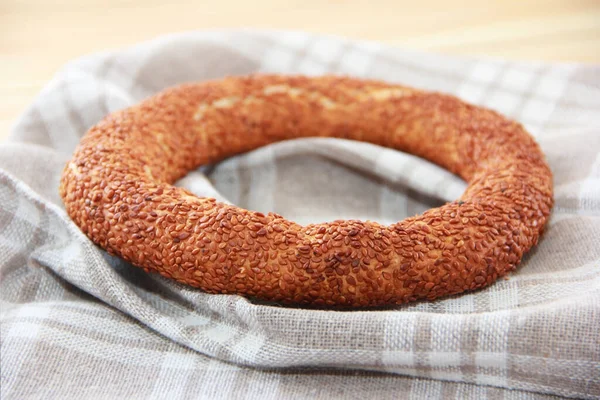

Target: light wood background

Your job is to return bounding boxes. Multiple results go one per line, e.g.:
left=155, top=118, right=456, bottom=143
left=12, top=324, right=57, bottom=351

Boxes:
left=2, top=0, right=599, bottom=141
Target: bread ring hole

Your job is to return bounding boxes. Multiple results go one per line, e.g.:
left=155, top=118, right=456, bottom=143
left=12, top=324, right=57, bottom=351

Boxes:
left=199, top=147, right=447, bottom=226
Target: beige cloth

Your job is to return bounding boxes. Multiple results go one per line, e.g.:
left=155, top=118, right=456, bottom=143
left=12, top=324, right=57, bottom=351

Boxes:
left=1, top=31, right=599, bottom=399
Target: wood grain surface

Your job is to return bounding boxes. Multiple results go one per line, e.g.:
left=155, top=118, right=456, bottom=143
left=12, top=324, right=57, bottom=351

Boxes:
left=1, top=0, right=599, bottom=141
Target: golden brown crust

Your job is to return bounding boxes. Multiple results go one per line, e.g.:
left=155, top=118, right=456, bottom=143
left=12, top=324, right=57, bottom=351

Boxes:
left=59, top=75, right=553, bottom=307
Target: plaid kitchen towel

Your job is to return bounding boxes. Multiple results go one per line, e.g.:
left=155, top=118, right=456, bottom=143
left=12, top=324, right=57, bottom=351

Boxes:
left=1, top=31, right=599, bottom=399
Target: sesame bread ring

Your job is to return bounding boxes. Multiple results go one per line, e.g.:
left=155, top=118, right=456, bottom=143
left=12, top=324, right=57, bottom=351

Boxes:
left=59, top=75, right=553, bottom=308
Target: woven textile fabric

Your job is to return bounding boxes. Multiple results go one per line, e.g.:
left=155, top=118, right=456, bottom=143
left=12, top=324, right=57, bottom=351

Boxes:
left=1, top=31, right=599, bottom=399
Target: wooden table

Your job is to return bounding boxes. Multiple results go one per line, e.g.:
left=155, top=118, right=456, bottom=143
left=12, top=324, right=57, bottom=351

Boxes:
left=1, top=0, right=599, bottom=141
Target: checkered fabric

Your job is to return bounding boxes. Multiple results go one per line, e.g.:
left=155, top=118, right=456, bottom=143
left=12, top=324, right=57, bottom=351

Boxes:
left=1, top=31, right=599, bottom=399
